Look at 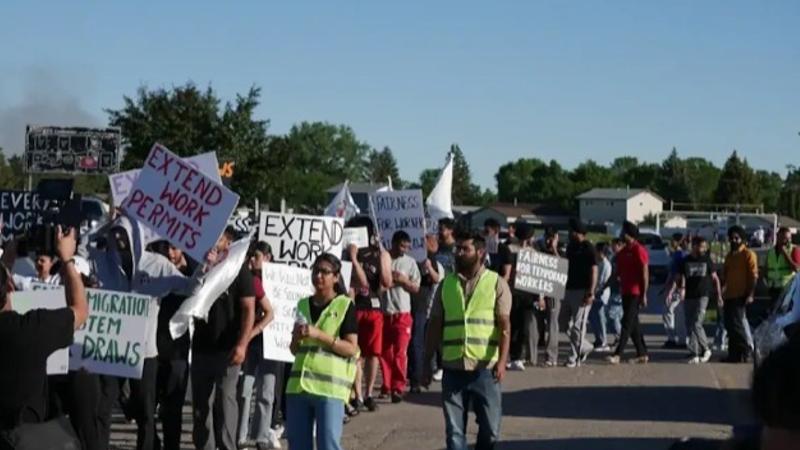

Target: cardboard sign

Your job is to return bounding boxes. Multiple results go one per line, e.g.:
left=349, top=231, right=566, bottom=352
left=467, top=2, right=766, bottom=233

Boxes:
left=108, top=151, right=222, bottom=207
left=11, top=289, right=70, bottom=375
left=371, top=189, right=427, bottom=261
left=0, top=190, right=51, bottom=240
left=261, top=263, right=313, bottom=362
left=258, top=212, right=344, bottom=268
left=513, top=248, right=569, bottom=299
left=70, top=288, right=157, bottom=379
left=122, top=144, right=240, bottom=262
left=342, top=227, right=369, bottom=249
left=25, top=126, right=121, bottom=174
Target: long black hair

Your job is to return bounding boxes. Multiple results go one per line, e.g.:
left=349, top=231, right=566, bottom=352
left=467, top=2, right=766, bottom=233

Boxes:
left=312, top=253, right=347, bottom=296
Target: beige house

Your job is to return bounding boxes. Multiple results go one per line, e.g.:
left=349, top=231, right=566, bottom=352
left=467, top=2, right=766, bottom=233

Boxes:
left=577, top=188, right=664, bottom=226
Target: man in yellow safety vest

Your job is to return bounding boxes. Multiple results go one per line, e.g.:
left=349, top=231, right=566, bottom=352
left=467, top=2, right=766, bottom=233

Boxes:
left=765, top=227, right=799, bottom=309
left=423, top=231, right=512, bottom=450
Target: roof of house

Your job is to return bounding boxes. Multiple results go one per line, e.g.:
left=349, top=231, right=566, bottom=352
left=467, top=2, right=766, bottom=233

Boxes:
left=576, top=188, right=664, bottom=202
left=326, top=182, right=389, bottom=194
left=479, top=202, right=572, bottom=218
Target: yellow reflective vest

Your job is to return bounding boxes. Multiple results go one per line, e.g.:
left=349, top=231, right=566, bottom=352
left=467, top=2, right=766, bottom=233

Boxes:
left=441, top=270, right=500, bottom=364
left=766, top=245, right=796, bottom=289
left=286, top=295, right=357, bottom=402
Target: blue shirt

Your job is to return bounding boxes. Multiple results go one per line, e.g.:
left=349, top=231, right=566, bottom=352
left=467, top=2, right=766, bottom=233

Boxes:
left=670, top=249, right=686, bottom=275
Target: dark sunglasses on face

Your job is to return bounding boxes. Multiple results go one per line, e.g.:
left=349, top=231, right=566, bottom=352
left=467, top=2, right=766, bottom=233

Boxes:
left=313, top=267, right=337, bottom=276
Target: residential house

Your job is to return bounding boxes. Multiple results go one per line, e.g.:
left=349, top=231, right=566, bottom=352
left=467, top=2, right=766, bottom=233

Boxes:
left=577, top=188, right=664, bottom=226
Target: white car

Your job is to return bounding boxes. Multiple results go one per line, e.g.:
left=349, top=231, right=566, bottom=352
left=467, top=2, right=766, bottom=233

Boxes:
left=638, top=231, right=671, bottom=283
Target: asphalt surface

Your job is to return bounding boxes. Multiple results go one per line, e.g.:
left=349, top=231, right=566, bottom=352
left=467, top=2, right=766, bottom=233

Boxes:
left=110, top=286, right=755, bottom=450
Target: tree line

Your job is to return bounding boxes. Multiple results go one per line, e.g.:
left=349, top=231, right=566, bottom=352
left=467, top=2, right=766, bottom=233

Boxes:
left=0, top=83, right=797, bottom=219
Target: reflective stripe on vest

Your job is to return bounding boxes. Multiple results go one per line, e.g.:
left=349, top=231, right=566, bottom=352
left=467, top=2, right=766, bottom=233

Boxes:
left=766, top=245, right=795, bottom=289
left=286, top=295, right=357, bottom=402
left=441, top=270, right=500, bottom=363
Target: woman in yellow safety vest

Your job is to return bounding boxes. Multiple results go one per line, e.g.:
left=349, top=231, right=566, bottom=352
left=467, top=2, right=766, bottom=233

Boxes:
left=287, top=253, right=360, bottom=450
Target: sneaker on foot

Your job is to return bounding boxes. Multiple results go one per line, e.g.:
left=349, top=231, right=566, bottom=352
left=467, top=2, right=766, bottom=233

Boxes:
left=580, top=349, right=592, bottom=362
left=700, top=349, right=712, bottom=363
left=391, top=392, right=403, bottom=404
left=594, top=345, right=612, bottom=353
left=541, top=360, right=557, bottom=368
left=239, top=441, right=255, bottom=449
left=687, top=356, right=701, bottom=364
left=628, top=355, right=649, bottom=364
left=364, top=397, right=379, bottom=412
left=432, top=369, right=443, bottom=382
left=268, top=432, right=283, bottom=449
left=605, top=355, right=621, bottom=365
left=509, top=360, right=526, bottom=371
left=564, top=360, right=578, bottom=368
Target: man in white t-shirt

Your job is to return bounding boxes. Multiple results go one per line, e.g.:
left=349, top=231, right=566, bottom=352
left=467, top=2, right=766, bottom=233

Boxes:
left=381, top=230, right=421, bottom=403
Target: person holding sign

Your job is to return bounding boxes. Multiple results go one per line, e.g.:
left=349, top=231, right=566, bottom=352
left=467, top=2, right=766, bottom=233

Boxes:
left=0, top=226, right=88, bottom=448
left=563, top=219, right=598, bottom=368
left=423, top=231, right=512, bottom=450
left=287, top=253, right=359, bottom=450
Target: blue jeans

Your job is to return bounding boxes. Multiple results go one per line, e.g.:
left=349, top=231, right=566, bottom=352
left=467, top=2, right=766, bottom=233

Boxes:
left=408, top=309, right=428, bottom=388
left=286, top=394, right=344, bottom=450
left=589, top=300, right=608, bottom=346
left=442, top=369, right=502, bottom=450
left=607, top=294, right=623, bottom=337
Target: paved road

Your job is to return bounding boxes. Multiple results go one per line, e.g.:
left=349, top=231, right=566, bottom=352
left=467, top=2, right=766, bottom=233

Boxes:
left=110, top=290, right=754, bottom=450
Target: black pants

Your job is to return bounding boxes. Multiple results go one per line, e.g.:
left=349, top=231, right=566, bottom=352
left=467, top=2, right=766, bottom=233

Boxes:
left=724, top=297, right=751, bottom=361
left=271, top=362, right=290, bottom=427
left=156, top=358, right=189, bottom=450
left=49, top=372, right=104, bottom=450
left=509, top=294, right=534, bottom=361
left=129, top=357, right=160, bottom=450
left=614, top=295, right=647, bottom=357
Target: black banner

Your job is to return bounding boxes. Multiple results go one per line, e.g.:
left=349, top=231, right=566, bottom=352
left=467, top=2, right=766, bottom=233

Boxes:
left=0, top=190, right=50, bottom=239
left=25, top=126, right=121, bottom=174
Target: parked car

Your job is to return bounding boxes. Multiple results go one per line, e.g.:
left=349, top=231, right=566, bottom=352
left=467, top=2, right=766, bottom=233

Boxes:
left=638, top=231, right=671, bottom=283
left=753, top=274, right=800, bottom=367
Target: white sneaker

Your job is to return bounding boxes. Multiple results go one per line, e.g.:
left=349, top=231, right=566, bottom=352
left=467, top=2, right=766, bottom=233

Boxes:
left=687, top=356, right=701, bottom=364
left=432, top=369, right=443, bottom=382
left=267, top=430, right=282, bottom=449
left=700, top=349, right=712, bottom=363
left=271, top=425, right=285, bottom=439
left=594, top=345, right=612, bottom=353
left=509, top=360, right=526, bottom=371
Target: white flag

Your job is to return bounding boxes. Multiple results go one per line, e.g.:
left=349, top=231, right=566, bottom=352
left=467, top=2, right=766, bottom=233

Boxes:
left=426, top=152, right=455, bottom=223
left=169, top=233, right=253, bottom=339
left=324, top=180, right=360, bottom=221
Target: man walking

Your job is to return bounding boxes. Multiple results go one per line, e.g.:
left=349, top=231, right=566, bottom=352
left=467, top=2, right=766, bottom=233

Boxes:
left=380, top=231, right=421, bottom=403
left=607, top=221, right=649, bottom=365
left=424, top=231, right=511, bottom=450
left=563, top=219, right=597, bottom=367
left=662, top=234, right=688, bottom=349
left=676, top=236, right=722, bottom=364
left=720, top=226, right=758, bottom=363
left=764, top=227, right=799, bottom=313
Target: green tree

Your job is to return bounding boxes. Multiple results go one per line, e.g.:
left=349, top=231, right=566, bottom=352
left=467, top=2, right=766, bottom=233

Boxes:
left=107, top=83, right=270, bottom=204
left=609, top=156, right=640, bottom=180
left=714, top=150, right=760, bottom=206
left=530, top=160, right=575, bottom=210
left=367, top=146, right=402, bottom=187
left=779, top=166, right=800, bottom=219
left=416, top=168, right=441, bottom=198
left=450, top=144, right=483, bottom=205
left=570, top=160, right=618, bottom=197
left=656, top=148, right=690, bottom=204
left=683, top=157, right=721, bottom=208
left=495, top=158, right=547, bottom=203
left=756, top=170, right=783, bottom=212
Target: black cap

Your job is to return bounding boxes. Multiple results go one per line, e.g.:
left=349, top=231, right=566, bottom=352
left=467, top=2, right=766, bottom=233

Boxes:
left=569, top=218, right=587, bottom=235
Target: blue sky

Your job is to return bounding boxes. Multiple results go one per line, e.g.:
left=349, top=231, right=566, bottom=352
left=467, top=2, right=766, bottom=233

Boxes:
left=1, top=1, right=798, bottom=189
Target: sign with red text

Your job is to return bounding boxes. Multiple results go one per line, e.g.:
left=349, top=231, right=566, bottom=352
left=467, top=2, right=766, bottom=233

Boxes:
left=108, top=151, right=221, bottom=207
left=258, top=212, right=344, bottom=268
left=122, top=144, right=239, bottom=262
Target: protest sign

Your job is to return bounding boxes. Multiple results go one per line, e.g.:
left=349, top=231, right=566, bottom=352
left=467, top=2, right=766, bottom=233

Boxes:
left=0, top=190, right=50, bottom=240
left=340, top=261, right=353, bottom=293
left=261, top=263, right=313, bottom=362
left=11, top=290, right=70, bottom=375
left=122, top=144, right=239, bottom=262
left=109, top=151, right=221, bottom=207
left=258, top=212, right=344, bottom=268
left=342, top=227, right=369, bottom=249
left=513, top=248, right=569, bottom=299
left=69, top=288, right=157, bottom=379
left=25, top=126, right=121, bottom=174
left=371, top=189, right=427, bottom=261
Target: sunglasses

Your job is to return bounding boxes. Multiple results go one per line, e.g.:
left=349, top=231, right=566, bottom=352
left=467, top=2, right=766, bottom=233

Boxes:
left=312, top=267, right=337, bottom=276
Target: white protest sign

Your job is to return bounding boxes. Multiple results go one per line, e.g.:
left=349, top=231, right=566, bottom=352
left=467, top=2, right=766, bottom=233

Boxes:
left=340, top=261, right=352, bottom=293
left=342, top=227, right=369, bottom=249
left=11, top=289, right=70, bottom=375
left=261, top=263, right=313, bottom=362
left=371, top=189, right=427, bottom=261
left=70, top=288, right=158, bottom=379
left=122, top=144, right=239, bottom=262
left=258, top=212, right=344, bottom=268
left=513, top=248, right=569, bottom=299
left=108, top=152, right=222, bottom=208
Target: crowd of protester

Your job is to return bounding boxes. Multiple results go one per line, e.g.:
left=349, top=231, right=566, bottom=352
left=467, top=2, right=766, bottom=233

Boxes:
left=0, top=209, right=797, bottom=450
